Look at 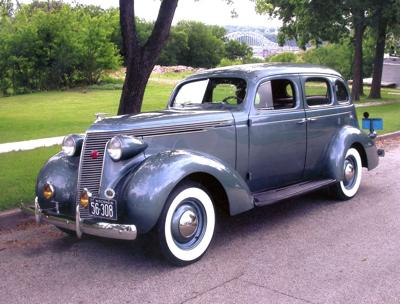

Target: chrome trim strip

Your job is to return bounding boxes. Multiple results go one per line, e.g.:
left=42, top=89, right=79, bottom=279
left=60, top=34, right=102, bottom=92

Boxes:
left=35, top=199, right=137, bottom=241
left=88, top=120, right=233, bottom=136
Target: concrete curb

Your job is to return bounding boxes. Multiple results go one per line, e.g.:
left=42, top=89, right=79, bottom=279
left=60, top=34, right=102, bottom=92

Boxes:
left=376, top=130, right=400, bottom=141
left=0, top=207, right=34, bottom=231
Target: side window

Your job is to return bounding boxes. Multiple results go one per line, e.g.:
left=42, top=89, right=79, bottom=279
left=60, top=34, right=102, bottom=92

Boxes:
left=212, top=84, right=239, bottom=104
left=255, top=79, right=296, bottom=110
left=209, top=78, right=247, bottom=105
left=304, top=78, right=332, bottom=107
left=174, top=79, right=209, bottom=106
left=335, top=80, right=349, bottom=104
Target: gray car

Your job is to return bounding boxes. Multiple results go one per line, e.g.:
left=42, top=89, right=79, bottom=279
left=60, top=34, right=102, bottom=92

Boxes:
left=35, top=63, right=383, bottom=265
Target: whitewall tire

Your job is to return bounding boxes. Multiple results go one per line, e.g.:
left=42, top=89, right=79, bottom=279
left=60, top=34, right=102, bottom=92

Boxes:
left=331, top=148, right=362, bottom=200
left=158, top=182, right=215, bottom=266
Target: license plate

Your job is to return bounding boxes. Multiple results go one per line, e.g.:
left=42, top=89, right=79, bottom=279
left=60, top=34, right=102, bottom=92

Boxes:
left=89, top=197, right=117, bottom=220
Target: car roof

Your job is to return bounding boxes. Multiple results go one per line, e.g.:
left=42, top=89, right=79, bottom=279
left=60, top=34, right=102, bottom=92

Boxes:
left=185, top=63, right=342, bottom=81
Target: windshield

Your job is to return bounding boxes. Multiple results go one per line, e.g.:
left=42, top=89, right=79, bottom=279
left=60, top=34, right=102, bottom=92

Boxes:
left=171, top=78, right=247, bottom=109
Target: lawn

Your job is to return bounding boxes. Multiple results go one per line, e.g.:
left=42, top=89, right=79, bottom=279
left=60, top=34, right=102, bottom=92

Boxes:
left=0, top=81, right=174, bottom=144
left=0, top=145, right=60, bottom=211
left=356, top=103, right=400, bottom=134
left=359, top=87, right=400, bottom=103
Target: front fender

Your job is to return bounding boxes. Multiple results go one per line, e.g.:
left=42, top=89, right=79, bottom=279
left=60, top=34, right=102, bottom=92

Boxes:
left=36, top=152, right=79, bottom=210
left=325, top=126, right=378, bottom=181
left=120, top=150, right=253, bottom=234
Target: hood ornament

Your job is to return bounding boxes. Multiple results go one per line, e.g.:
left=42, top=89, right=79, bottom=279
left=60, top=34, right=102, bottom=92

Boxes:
left=94, top=112, right=110, bottom=123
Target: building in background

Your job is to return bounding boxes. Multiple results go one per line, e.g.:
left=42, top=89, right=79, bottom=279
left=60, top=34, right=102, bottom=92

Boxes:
left=382, top=56, right=400, bottom=88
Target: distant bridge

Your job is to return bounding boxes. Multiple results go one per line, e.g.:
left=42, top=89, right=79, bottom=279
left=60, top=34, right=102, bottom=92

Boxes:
left=225, top=31, right=277, bottom=47
left=225, top=31, right=299, bottom=57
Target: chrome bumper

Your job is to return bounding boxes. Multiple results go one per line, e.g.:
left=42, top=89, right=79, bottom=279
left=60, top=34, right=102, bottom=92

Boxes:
left=34, top=198, right=137, bottom=241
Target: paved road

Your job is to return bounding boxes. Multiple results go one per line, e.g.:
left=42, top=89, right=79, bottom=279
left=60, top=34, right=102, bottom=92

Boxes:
left=1, top=143, right=399, bottom=304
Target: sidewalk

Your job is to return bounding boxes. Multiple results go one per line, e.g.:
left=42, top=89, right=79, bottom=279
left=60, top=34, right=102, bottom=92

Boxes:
left=0, top=136, right=64, bottom=154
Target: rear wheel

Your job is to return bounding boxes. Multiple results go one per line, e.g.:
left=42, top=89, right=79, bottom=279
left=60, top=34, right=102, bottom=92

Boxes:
left=331, top=148, right=362, bottom=200
left=158, top=182, right=215, bottom=266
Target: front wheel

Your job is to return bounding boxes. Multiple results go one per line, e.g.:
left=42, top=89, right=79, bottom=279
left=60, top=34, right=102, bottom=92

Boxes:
left=330, top=148, right=362, bottom=200
left=158, top=182, right=215, bottom=266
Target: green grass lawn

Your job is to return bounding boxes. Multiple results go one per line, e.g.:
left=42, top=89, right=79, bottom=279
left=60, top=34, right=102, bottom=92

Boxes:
left=356, top=103, right=400, bottom=134
left=359, top=87, right=400, bottom=103
left=0, top=81, right=173, bottom=144
left=0, top=145, right=60, bottom=211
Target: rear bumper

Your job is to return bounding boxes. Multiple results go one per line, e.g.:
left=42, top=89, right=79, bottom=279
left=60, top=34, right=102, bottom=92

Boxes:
left=34, top=198, right=137, bottom=241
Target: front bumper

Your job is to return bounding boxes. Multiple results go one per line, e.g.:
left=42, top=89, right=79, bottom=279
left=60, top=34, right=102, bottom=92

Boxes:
left=34, top=198, right=137, bottom=241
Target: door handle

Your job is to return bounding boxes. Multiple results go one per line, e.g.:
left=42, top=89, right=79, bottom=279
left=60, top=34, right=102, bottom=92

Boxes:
left=297, top=118, right=307, bottom=124
left=308, top=118, right=317, bottom=122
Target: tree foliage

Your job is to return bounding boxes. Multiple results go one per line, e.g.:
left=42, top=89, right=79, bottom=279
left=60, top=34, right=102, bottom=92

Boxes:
left=0, top=1, right=121, bottom=95
left=224, top=39, right=253, bottom=60
left=255, top=0, right=400, bottom=100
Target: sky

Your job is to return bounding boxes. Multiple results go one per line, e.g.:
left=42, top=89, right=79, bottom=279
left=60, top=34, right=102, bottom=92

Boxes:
left=21, top=0, right=281, bottom=27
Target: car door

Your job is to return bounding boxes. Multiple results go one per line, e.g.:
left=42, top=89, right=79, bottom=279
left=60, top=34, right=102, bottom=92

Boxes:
left=248, top=76, right=307, bottom=192
left=301, top=75, right=338, bottom=179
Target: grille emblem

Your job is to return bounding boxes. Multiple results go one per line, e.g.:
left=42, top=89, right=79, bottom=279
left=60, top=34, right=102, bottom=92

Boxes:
left=90, top=150, right=100, bottom=159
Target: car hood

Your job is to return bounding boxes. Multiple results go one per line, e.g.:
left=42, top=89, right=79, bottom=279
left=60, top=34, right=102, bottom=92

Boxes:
left=86, top=109, right=235, bottom=135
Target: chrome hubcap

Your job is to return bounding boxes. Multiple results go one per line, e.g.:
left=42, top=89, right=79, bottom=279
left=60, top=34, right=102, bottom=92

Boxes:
left=344, top=162, right=355, bottom=182
left=171, top=202, right=203, bottom=246
left=178, top=210, right=198, bottom=239
left=343, top=157, right=357, bottom=189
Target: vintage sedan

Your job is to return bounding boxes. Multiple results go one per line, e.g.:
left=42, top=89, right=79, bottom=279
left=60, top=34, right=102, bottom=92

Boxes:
left=35, top=63, right=383, bottom=265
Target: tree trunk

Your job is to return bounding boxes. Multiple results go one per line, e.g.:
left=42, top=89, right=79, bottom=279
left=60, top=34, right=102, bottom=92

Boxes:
left=118, top=58, right=153, bottom=114
left=369, top=15, right=388, bottom=99
left=351, top=11, right=365, bottom=101
left=118, top=0, right=178, bottom=115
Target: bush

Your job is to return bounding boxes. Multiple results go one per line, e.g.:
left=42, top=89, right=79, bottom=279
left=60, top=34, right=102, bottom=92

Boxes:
left=302, top=43, right=352, bottom=79
left=267, top=52, right=302, bottom=63
left=0, top=2, right=121, bottom=95
left=218, top=58, right=243, bottom=67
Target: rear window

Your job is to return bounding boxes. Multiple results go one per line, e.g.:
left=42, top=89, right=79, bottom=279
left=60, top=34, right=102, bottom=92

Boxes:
left=305, top=78, right=332, bottom=107
left=335, top=80, right=350, bottom=104
left=255, top=79, right=296, bottom=110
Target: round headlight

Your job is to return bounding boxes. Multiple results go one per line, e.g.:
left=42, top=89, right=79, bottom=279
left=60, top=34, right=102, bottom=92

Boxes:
left=62, top=134, right=83, bottom=156
left=107, top=136, right=122, bottom=161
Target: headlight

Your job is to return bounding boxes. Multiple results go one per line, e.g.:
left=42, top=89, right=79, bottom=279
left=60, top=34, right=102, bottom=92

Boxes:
left=107, top=136, right=123, bottom=161
left=62, top=134, right=83, bottom=156
left=107, top=135, right=148, bottom=161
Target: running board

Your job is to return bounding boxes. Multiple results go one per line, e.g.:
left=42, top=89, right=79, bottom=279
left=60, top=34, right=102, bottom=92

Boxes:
left=254, top=179, right=336, bottom=207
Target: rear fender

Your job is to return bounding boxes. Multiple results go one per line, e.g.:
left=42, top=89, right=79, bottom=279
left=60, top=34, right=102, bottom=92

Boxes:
left=325, top=126, right=378, bottom=181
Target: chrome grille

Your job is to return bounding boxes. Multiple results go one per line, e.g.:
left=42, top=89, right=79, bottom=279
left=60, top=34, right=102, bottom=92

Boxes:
left=77, top=131, right=118, bottom=218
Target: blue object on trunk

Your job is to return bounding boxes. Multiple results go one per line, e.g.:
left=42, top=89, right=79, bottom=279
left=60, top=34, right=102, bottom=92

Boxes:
left=362, top=118, right=383, bottom=131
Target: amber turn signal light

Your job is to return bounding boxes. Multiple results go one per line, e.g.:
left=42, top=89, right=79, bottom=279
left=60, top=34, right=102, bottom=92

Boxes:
left=80, top=189, right=91, bottom=208
left=43, top=183, right=55, bottom=200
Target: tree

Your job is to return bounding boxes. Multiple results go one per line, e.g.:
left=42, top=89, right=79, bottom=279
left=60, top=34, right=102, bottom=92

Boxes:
left=224, top=39, right=253, bottom=60
left=157, top=29, right=188, bottom=66
left=255, top=0, right=373, bottom=101
left=369, top=0, right=400, bottom=99
left=118, top=0, right=236, bottom=114
left=0, top=2, right=121, bottom=94
left=174, top=21, right=226, bottom=68
left=118, top=0, right=178, bottom=115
